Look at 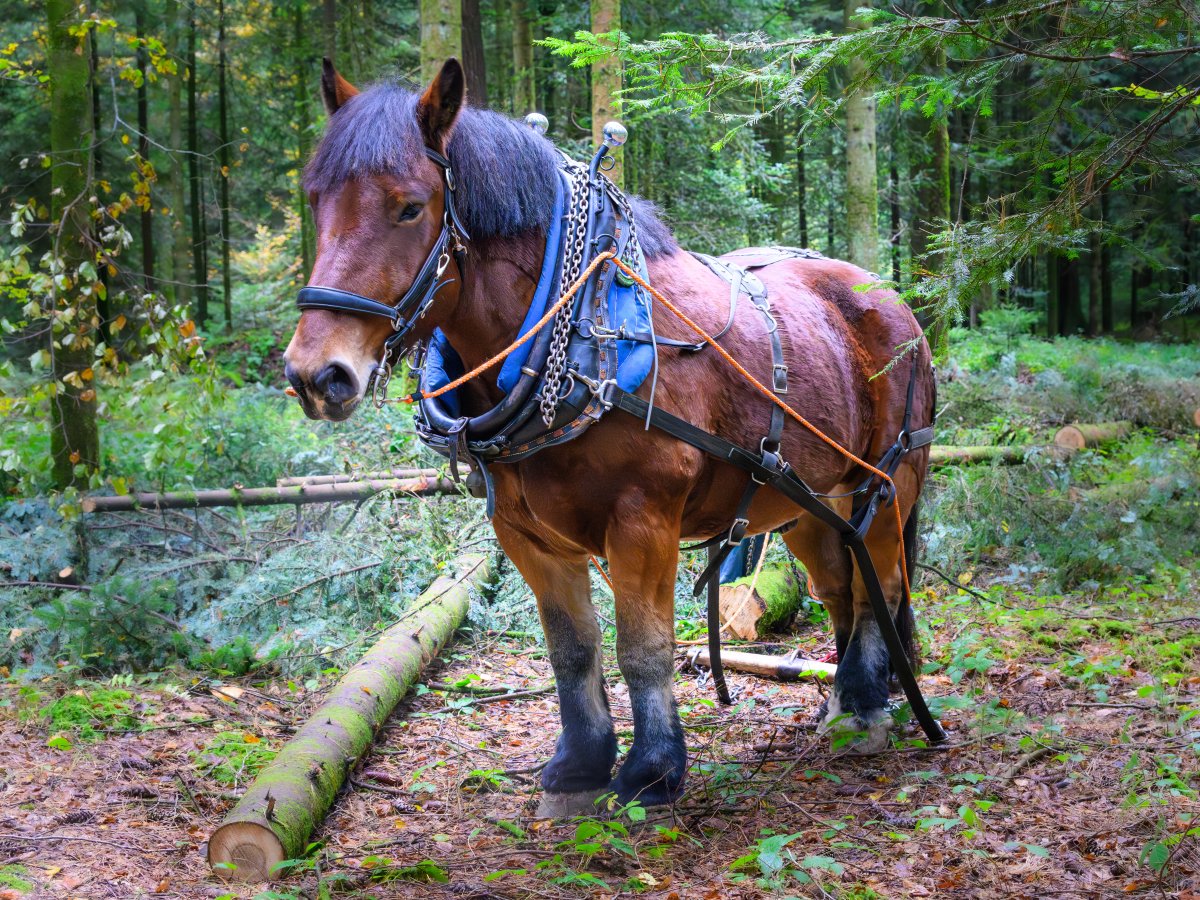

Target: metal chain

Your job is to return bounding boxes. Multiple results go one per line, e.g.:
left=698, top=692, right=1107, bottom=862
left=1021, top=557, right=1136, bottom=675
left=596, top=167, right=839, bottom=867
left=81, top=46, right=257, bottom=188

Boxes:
left=539, top=161, right=591, bottom=425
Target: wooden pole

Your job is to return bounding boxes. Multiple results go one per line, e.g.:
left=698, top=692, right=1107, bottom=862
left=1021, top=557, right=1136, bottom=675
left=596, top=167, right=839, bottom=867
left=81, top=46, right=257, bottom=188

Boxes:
left=689, top=647, right=836, bottom=682
left=82, top=475, right=461, bottom=513
left=1052, top=421, right=1133, bottom=451
left=274, top=468, right=437, bottom=487
left=208, top=553, right=492, bottom=882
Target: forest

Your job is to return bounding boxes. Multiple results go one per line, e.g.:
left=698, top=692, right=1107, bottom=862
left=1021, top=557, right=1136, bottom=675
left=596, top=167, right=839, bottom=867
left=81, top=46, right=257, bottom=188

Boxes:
left=0, top=0, right=1198, bottom=897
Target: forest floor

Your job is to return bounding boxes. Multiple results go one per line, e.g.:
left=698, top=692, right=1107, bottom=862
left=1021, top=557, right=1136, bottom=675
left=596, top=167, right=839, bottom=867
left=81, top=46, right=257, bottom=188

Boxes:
left=2, top=569, right=1198, bottom=899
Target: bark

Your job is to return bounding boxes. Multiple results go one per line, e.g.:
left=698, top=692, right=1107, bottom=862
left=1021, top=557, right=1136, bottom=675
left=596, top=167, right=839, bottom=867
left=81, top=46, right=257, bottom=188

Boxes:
left=766, top=111, right=788, bottom=243
left=47, top=0, right=99, bottom=488
left=889, top=131, right=901, bottom=286
left=81, top=475, right=461, bottom=513
left=1045, top=252, right=1057, bottom=337
left=294, top=0, right=315, bottom=279
left=187, top=6, right=209, bottom=325
left=275, top=467, right=438, bottom=487
left=136, top=3, right=154, bottom=288
left=166, top=0, right=190, bottom=309
left=1055, top=253, right=1081, bottom=335
left=323, top=0, right=337, bottom=61
left=690, top=647, right=836, bottom=683
left=590, top=0, right=622, bottom=188
left=843, top=0, right=878, bottom=272
left=461, top=0, right=488, bottom=107
left=88, top=6, right=110, bottom=336
left=1088, top=230, right=1102, bottom=337
left=207, top=554, right=493, bottom=882
left=218, top=0, right=233, bottom=332
left=1053, top=422, right=1133, bottom=451
left=796, top=125, right=808, bottom=247
left=420, top=0, right=462, bottom=83
left=511, top=0, right=535, bottom=114
left=928, top=445, right=1073, bottom=466
left=910, top=48, right=950, bottom=346
left=1100, top=188, right=1113, bottom=333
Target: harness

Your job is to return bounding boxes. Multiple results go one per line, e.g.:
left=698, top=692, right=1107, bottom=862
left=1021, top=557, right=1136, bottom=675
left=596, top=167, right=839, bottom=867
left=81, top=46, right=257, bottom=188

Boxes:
left=293, top=127, right=946, bottom=746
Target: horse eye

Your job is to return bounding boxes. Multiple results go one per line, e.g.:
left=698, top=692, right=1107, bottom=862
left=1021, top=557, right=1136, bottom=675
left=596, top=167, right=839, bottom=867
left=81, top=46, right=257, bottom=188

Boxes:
left=395, top=203, right=422, bottom=223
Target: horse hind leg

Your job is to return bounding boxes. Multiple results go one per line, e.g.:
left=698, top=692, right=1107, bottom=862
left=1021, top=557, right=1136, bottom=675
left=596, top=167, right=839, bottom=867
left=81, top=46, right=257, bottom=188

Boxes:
left=492, top=521, right=617, bottom=816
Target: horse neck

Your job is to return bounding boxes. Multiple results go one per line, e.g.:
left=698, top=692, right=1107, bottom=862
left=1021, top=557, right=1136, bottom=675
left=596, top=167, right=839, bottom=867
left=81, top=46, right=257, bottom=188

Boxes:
left=435, top=230, right=543, bottom=385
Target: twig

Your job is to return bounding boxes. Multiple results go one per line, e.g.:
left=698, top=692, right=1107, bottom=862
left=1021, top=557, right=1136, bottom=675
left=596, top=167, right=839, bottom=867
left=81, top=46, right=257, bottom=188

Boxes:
left=426, top=680, right=553, bottom=696
left=1000, top=746, right=1055, bottom=784
left=0, top=833, right=175, bottom=853
left=348, top=774, right=407, bottom=797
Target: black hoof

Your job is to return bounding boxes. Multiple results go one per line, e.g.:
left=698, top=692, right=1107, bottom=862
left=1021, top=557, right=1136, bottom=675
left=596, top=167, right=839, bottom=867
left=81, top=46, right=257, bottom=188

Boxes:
left=610, top=742, right=687, bottom=808
left=541, top=731, right=617, bottom=795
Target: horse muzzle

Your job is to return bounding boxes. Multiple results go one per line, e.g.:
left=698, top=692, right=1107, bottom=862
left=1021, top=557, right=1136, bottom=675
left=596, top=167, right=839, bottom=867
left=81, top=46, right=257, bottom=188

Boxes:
left=285, top=361, right=362, bottom=422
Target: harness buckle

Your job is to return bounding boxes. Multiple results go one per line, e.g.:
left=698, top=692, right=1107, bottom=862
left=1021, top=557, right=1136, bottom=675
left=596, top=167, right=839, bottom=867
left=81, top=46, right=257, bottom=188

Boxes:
left=725, top=517, right=750, bottom=546
left=371, top=362, right=392, bottom=408
left=772, top=363, right=789, bottom=394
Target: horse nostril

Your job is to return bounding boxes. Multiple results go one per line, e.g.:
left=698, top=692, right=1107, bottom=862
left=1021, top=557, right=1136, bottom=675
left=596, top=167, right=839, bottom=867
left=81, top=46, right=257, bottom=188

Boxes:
left=314, top=362, right=358, bottom=405
left=284, top=363, right=307, bottom=397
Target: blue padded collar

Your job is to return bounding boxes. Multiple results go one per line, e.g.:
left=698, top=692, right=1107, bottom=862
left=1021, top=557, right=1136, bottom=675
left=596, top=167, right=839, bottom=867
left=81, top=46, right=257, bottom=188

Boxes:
left=496, top=172, right=566, bottom=392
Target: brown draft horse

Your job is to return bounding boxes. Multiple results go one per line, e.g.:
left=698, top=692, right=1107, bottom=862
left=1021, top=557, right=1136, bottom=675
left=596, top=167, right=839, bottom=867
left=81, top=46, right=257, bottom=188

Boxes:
left=284, top=59, right=935, bottom=812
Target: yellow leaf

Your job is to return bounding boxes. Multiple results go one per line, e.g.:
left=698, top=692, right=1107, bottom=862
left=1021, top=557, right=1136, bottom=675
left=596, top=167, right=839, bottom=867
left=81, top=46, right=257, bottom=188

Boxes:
left=81, top=367, right=93, bottom=381
left=243, top=733, right=261, bottom=744
left=112, top=313, right=127, bottom=332
left=121, top=133, right=130, bottom=145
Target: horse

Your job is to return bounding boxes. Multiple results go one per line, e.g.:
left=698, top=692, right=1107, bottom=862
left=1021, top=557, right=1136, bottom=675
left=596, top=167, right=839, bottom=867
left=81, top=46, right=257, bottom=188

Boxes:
left=284, top=58, right=936, bottom=813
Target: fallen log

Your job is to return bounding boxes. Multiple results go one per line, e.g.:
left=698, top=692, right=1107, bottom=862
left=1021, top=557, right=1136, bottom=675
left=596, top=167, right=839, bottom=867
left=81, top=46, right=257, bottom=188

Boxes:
left=207, top=553, right=493, bottom=882
left=689, top=647, right=836, bottom=682
left=82, top=475, right=461, bottom=513
left=275, top=467, right=437, bottom=487
left=1193, top=408, right=1200, bottom=428
left=1053, top=421, right=1133, bottom=450
left=928, top=445, right=1073, bottom=466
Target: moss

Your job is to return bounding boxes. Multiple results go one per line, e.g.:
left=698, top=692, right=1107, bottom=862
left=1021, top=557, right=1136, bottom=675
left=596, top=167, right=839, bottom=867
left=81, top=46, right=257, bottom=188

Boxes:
left=39, top=688, right=144, bottom=741
left=726, top=568, right=805, bottom=634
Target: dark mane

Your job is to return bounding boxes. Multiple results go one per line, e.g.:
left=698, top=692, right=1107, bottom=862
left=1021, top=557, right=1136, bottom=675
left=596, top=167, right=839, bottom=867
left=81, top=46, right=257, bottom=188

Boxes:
left=303, top=82, right=677, bottom=257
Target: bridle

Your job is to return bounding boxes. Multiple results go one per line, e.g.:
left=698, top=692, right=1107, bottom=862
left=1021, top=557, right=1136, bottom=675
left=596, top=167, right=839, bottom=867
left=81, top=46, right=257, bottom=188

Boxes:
left=294, top=146, right=469, bottom=402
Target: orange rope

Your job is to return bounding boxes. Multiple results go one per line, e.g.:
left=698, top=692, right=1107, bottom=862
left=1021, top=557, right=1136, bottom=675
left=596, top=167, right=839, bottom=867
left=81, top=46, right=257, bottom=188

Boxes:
left=401, top=251, right=615, bottom=404
left=590, top=555, right=615, bottom=592
left=605, top=256, right=912, bottom=600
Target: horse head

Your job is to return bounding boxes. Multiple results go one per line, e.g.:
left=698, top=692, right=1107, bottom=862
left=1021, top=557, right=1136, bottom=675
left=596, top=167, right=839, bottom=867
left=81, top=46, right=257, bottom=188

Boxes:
left=284, top=58, right=467, bottom=421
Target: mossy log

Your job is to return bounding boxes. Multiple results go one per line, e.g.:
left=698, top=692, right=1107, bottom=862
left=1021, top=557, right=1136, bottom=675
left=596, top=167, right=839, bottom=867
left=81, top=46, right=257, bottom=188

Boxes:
left=207, top=553, right=492, bottom=882
left=1053, top=421, right=1133, bottom=450
left=82, top=475, right=460, bottom=513
left=720, top=568, right=805, bottom=638
left=928, top=445, right=1074, bottom=466
left=275, top=468, right=437, bottom=487
left=690, top=647, right=836, bottom=682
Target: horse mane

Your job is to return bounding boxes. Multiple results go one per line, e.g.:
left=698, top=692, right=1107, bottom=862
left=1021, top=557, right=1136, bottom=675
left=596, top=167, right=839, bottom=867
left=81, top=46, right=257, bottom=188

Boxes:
left=303, top=81, right=677, bottom=258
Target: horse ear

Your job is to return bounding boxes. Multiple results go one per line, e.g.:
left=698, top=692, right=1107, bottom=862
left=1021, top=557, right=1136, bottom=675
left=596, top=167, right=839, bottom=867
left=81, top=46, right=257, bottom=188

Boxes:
left=321, top=58, right=359, bottom=115
left=416, top=58, right=466, bottom=153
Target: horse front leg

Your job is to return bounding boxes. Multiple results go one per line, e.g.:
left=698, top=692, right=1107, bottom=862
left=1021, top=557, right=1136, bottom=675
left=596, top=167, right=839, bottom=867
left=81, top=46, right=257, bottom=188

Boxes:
left=493, top=521, right=617, bottom=815
left=606, top=509, right=687, bottom=807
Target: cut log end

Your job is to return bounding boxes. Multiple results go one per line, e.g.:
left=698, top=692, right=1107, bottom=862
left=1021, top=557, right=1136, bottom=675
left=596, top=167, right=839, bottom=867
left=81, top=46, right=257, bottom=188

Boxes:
left=208, top=820, right=285, bottom=882
left=1193, top=408, right=1200, bottom=428
left=1053, top=421, right=1132, bottom=450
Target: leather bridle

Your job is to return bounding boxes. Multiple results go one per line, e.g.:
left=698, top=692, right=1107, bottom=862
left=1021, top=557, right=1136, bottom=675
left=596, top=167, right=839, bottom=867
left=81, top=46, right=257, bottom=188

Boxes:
left=295, top=147, right=469, bottom=399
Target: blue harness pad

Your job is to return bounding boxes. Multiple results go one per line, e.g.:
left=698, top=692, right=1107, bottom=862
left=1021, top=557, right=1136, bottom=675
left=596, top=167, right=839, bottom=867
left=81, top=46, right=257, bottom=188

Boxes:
left=606, top=263, right=654, bottom=392
left=496, top=172, right=567, bottom=392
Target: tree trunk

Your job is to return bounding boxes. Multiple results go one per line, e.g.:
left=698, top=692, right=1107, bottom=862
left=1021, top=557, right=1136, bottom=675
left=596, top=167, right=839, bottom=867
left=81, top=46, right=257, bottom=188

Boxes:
left=88, top=6, right=110, bottom=337
left=1100, top=188, right=1113, bottom=333
left=1046, top=252, right=1057, bottom=337
left=207, top=554, right=493, bottom=882
left=910, top=47, right=950, bottom=347
left=294, top=2, right=314, bottom=280
left=1053, top=421, right=1133, bottom=450
left=47, top=0, right=99, bottom=488
left=1088, top=230, right=1102, bottom=337
left=796, top=124, right=808, bottom=247
left=843, top=0, right=878, bottom=272
left=889, top=130, right=901, bottom=285
left=590, top=0, right=622, bottom=188
left=166, top=0, right=190, bottom=309
left=187, top=7, right=208, bottom=326
left=323, top=0, right=337, bottom=61
left=218, top=0, right=233, bottom=332
left=136, top=4, right=154, bottom=289
left=766, top=111, right=787, bottom=243
left=511, top=0, right=534, bottom=114
left=1056, top=253, right=1080, bottom=335
left=421, top=0, right=462, bottom=83
left=461, top=0, right=487, bottom=106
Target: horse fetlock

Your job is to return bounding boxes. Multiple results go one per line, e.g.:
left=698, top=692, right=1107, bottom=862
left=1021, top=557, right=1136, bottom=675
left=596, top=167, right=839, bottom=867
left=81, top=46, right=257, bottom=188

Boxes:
left=611, top=734, right=687, bottom=807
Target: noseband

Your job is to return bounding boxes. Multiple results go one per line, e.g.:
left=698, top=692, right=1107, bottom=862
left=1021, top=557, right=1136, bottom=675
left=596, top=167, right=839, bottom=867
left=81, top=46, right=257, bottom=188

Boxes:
left=295, top=147, right=469, bottom=398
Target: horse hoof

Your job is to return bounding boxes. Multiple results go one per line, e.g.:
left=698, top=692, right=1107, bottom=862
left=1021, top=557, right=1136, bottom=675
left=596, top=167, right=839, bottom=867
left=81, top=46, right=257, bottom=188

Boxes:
left=535, top=789, right=609, bottom=819
left=819, top=697, right=892, bottom=753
